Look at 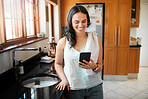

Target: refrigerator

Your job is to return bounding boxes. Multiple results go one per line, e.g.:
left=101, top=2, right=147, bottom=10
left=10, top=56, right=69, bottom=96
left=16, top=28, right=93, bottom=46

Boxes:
left=78, top=4, right=104, bottom=79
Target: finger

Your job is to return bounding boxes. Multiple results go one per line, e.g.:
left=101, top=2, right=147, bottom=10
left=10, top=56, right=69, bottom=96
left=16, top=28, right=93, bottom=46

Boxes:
left=79, top=62, right=86, bottom=65
left=78, top=63, right=85, bottom=67
left=79, top=63, right=87, bottom=68
left=58, top=85, right=62, bottom=90
left=62, top=85, right=65, bottom=90
left=79, top=64, right=89, bottom=69
left=90, top=58, right=94, bottom=63
left=83, top=60, right=91, bottom=67
left=83, top=60, right=89, bottom=64
left=60, top=85, right=63, bottom=91
left=56, top=84, right=59, bottom=88
left=67, top=84, right=70, bottom=91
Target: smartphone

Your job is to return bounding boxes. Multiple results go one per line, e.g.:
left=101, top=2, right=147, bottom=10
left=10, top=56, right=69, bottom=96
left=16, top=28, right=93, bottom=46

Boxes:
left=79, top=52, right=91, bottom=64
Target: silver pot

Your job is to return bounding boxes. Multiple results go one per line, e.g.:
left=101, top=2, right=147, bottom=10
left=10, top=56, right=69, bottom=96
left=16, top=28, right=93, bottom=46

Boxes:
left=20, top=73, right=63, bottom=99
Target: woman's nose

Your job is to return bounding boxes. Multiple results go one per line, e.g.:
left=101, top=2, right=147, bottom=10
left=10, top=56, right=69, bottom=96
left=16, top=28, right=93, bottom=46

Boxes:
left=79, top=23, right=83, bottom=27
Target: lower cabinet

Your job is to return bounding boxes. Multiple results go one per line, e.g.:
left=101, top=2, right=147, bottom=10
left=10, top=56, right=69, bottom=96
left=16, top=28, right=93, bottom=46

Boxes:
left=116, top=48, right=129, bottom=75
left=104, top=47, right=129, bottom=75
left=128, top=47, right=140, bottom=73
left=104, top=48, right=116, bottom=75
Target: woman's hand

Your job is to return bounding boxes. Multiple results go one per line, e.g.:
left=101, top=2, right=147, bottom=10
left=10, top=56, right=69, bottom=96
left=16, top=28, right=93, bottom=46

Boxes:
left=56, top=80, right=70, bottom=91
left=78, top=58, right=97, bottom=69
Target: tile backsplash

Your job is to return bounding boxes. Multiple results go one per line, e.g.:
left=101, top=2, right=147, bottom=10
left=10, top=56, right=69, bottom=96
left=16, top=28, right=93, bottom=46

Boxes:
left=130, top=28, right=138, bottom=38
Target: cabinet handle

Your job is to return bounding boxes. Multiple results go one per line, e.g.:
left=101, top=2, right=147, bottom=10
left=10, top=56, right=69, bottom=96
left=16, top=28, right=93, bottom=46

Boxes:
left=115, top=26, right=117, bottom=45
left=118, top=26, right=120, bottom=45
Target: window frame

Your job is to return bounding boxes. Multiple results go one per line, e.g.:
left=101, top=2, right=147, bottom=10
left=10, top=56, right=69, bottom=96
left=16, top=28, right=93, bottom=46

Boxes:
left=0, top=0, right=39, bottom=48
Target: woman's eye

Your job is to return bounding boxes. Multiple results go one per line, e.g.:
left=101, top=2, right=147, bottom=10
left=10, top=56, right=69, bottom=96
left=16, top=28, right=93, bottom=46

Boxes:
left=82, top=20, right=86, bottom=23
left=74, top=21, right=79, bottom=24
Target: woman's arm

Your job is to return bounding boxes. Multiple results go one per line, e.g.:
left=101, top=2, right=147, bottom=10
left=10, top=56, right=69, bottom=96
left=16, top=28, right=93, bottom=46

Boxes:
left=55, top=37, right=69, bottom=90
left=94, top=36, right=103, bottom=72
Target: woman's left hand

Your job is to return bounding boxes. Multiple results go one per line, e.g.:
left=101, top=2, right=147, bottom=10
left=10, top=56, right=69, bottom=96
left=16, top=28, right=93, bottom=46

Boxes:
left=78, top=58, right=97, bottom=69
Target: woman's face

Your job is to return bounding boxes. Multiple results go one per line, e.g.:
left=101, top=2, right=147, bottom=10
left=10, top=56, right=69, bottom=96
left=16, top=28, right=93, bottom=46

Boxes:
left=72, top=12, right=88, bottom=34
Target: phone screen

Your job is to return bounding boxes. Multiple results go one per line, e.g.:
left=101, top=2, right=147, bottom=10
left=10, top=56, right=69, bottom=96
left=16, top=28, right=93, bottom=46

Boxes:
left=79, top=52, right=91, bottom=64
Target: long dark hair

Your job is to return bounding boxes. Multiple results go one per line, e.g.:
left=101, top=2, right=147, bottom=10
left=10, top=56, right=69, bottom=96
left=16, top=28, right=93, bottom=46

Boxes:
left=64, top=5, right=90, bottom=47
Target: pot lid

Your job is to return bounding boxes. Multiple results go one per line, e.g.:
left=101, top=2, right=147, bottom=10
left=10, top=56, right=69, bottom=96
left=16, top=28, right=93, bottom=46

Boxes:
left=21, top=74, right=59, bottom=88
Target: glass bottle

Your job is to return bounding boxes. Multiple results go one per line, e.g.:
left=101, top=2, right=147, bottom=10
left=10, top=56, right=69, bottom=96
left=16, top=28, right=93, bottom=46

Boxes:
left=43, top=47, right=48, bottom=56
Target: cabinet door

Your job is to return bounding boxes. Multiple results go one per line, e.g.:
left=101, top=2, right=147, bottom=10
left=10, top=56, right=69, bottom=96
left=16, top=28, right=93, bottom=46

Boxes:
left=118, top=0, right=131, bottom=47
left=104, top=48, right=116, bottom=75
left=104, top=0, right=118, bottom=48
left=128, top=48, right=140, bottom=73
left=116, top=48, right=129, bottom=75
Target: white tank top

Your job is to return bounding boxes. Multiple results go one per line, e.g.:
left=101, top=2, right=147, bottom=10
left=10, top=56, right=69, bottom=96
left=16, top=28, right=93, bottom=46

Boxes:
left=64, top=32, right=102, bottom=90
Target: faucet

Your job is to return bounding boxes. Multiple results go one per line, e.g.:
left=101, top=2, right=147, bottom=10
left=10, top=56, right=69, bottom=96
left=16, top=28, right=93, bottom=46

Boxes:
left=12, top=47, right=41, bottom=81
left=12, top=48, right=41, bottom=68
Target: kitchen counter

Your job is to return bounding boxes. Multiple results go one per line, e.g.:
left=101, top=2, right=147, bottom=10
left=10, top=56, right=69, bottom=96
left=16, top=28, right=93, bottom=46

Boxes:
left=130, top=45, right=142, bottom=47
left=0, top=53, right=62, bottom=99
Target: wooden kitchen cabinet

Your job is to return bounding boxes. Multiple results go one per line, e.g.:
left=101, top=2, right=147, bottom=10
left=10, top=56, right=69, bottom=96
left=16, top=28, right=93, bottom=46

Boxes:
left=104, top=0, right=130, bottom=48
left=104, top=0, right=131, bottom=75
left=104, top=48, right=129, bottom=75
left=131, top=0, right=140, bottom=28
left=128, top=47, right=140, bottom=73
left=104, top=48, right=117, bottom=75
left=116, top=48, right=129, bottom=75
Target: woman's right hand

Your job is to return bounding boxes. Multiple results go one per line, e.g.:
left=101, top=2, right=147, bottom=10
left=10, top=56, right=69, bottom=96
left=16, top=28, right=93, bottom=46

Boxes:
left=56, top=80, right=70, bottom=91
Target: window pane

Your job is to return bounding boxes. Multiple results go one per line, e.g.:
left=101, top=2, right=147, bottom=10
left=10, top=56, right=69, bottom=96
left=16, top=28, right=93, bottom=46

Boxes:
left=26, top=20, right=30, bottom=35
left=13, top=19, right=23, bottom=38
left=10, top=0, right=15, bottom=19
left=12, top=19, right=16, bottom=39
left=4, top=0, right=11, bottom=18
left=5, top=19, right=12, bottom=40
left=29, top=0, right=33, bottom=3
left=25, top=0, right=35, bottom=36
left=30, top=20, right=34, bottom=35
left=16, top=0, right=22, bottom=20
left=29, top=2, right=33, bottom=20
left=26, top=20, right=34, bottom=36
left=18, top=20, right=23, bottom=37
left=25, top=0, right=29, bottom=20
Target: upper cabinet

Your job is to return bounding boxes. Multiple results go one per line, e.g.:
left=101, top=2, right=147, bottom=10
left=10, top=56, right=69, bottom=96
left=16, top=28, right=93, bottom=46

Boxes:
left=131, top=0, right=140, bottom=28
left=105, top=0, right=131, bottom=48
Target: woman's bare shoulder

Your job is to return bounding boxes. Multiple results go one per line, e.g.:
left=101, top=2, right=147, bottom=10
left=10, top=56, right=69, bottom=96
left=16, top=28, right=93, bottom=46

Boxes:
left=58, top=37, right=66, bottom=44
left=57, top=37, right=67, bottom=49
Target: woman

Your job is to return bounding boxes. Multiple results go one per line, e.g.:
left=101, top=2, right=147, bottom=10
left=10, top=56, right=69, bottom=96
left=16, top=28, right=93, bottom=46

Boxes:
left=55, top=5, right=103, bottom=99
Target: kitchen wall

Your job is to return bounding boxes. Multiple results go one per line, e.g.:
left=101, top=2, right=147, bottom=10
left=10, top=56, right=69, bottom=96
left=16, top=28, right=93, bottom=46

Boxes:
left=137, top=1, right=148, bottom=66
left=130, top=0, right=148, bottom=67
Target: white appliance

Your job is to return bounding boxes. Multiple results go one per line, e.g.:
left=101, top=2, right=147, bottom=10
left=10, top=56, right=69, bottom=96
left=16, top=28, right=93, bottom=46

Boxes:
left=81, top=4, right=104, bottom=43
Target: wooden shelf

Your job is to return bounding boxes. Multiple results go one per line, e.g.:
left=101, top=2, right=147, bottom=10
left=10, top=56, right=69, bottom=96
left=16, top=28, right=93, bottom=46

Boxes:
left=131, top=0, right=140, bottom=28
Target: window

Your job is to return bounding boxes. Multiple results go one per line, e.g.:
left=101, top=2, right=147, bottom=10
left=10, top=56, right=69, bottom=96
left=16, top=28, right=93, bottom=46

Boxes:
left=0, top=0, right=39, bottom=46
